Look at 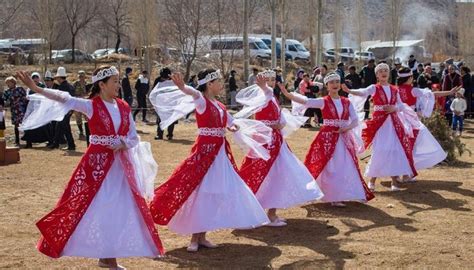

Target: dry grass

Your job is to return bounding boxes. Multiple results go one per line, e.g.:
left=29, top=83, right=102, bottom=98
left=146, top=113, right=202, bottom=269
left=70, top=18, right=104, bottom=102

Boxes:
left=1, top=117, right=473, bottom=269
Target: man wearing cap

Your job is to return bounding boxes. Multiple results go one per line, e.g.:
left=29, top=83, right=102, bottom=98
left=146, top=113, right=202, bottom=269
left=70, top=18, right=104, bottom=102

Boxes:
left=72, top=70, right=90, bottom=140
left=390, top=59, right=401, bottom=85
left=50, top=67, right=76, bottom=150
left=121, top=67, right=133, bottom=107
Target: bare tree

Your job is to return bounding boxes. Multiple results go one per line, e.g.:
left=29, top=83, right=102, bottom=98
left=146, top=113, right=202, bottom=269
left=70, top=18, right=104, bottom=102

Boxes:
left=389, top=0, right=404, bottom=62
left=0, top=0, right=24, bottom=28
left=61, top=0, right=99, bottom=62
left=163, top=0, right=209, bottom=80
left=102, top=0, right=133, bottom=53
left=29, top=0, right=63, bottom=70
left=269, top=0, right=277, bottom=68
left=315, top=0, right=322, bottom=65
left=279, top=0, right=289, bottom=77
left=243, top=0, right=250, bottom=83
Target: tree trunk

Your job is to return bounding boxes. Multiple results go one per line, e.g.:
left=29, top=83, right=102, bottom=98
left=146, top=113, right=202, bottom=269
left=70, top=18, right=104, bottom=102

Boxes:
left=115, top=33, right=121, bottom=53
left=316, top=0, right=322, bottom=65
left=271, top=0, right=277, bottom=68
left=71, top=34, right=76, bottom=63
left=243, top=0, right=249, bottom=85
left=280, top=0, right=287, bottom=77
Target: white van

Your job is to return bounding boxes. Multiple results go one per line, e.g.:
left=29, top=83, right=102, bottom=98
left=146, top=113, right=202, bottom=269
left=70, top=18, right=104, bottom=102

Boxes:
left=354, top=51, right=375, bottom=62
left=281, top=39, right=310, bottom=61
left=206, top=36, right=271, bottom=59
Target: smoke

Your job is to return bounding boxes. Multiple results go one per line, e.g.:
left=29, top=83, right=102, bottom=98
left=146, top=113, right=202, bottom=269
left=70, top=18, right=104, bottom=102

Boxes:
left=401, top=2, right=449, bottom=41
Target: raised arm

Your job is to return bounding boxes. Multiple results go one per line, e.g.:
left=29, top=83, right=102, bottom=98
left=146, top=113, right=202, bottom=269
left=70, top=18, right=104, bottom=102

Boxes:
left=277, top=82, right=307, bottom=104
left=171, top=73, right=201, bottom=99
left=16, top=71, right=92, bottom=117
left=341, top=83, right=374, bottom=97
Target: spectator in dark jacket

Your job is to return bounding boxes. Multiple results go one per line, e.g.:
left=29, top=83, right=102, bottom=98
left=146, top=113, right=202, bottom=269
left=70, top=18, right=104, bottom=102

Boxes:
left=461, top=66, right=472, bottom=117
left=390, top=59, right=401, bottom=85
left=359, top=59, right=376, bottom=119
left=51, top=67, right=76, bottom=150
left=153, top=67, right=176, bottom=140
left=133, top=70, right=150, bottom=122
left=345, top=65, right=362, bottom=89
left=121, top=67, right=133, bottom=107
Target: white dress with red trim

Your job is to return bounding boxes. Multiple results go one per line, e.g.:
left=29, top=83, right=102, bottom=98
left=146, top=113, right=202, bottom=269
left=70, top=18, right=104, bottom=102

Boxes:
left=303, top=96, right=374, bottom=202
left=27, top=89, right=163, bottom=259
left=350, top=84, right=418, bottom=178
left=398, top=84, right=447, bottom=170
left=238, top=87, right=323, bottom=209
left=150, top=89, right=270, bottom=235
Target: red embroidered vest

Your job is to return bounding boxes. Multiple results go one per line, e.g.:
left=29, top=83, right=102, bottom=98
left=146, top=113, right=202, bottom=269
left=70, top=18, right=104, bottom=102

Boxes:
left=398, top=84, right=417, bottom=107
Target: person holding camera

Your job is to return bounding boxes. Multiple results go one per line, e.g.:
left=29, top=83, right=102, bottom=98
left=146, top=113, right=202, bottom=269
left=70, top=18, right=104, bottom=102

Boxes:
left=299, top=73, right=323, bottom=127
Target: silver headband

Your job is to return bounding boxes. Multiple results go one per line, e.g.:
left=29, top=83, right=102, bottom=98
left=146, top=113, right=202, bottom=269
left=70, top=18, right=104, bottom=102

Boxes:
left=323, top=72, right=341, bottom=84
left=258, top=70, right=276, bottom=78
left=198, top=70, right=222, bottom=86
left=375, top=63, right=389, bottom=74
left=92, top=66, right=119, bottom=83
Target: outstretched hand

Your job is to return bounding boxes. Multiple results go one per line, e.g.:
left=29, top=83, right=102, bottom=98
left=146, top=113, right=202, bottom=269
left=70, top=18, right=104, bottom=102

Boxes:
left=16, top=71, right=37, bottom=90
left=449, top=86, right=461, bottom=95
left=341, top=83, right=351, bottom=94
left=171, top=73, right=186, bottom=90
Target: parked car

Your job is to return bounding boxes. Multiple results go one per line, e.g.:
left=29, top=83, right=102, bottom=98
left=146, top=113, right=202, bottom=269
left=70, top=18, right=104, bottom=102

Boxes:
left=205, top=36, right=271, bottom=59
left=254, top=35, right=292, bottom=60
left=322, top=50, right=336, bottom=63
left=92, top=47, right=130, bottom=59
left=354, top=51, right=375, bottom=62
left=283, top=39, right=310, bottom=61
left=52, top=49, right=92, bottom=63
left=327, top=47, right=355, bottom=63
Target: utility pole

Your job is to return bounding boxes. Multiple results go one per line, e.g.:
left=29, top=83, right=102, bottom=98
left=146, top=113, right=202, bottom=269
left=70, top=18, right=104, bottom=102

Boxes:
left=243, top=0, right=249, bottom=84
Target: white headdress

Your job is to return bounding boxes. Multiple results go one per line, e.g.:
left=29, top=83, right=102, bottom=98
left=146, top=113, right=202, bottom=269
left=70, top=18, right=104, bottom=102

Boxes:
left=197, top=69, right=222, bottom=86
left=397, top=70, right=413, bottom=78
left=258, top=69, right=276, bottom=78
left=375, top=63, right=389, bottom=74
left=323, top=72, right=341, bottom=84
left=92, top=66, right=119, bottom=83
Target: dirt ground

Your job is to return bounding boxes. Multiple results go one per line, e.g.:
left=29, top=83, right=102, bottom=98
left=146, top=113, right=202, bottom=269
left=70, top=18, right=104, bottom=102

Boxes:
left=1, top=116, right=473, bottom=269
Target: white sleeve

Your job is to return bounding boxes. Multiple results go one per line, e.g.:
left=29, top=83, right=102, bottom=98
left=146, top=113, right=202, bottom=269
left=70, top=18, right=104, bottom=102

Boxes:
left=412, top=87, right=429, bottom=98
left=395, top=92, right=405, bottom=111
left=305, top=97, right=325, bottom=109
left=192, top=91, right=207, bottom=114
left=450, top=100, right=455, bottom=112
left=350, top=84, right=376, bottom=98
left=42, top=88, right=93, bottom=118
left=348, top=102, right=358, bottom=121
left=124, top=113, right=139, bottom=149
left=227, top=112, right=234, bottom=127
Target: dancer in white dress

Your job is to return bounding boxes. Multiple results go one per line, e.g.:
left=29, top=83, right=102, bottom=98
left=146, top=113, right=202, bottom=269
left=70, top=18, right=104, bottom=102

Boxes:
left=149, top=70, right=270, bottom=253
left=17, top=67, right=163, bottom=270
left=236, top=70, right=323, bottom=225
left=281, top=72, right=374, bottom=207
left=342, top=63, right=420, bottom=191
left=396, top=66, right=459, bottom=181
